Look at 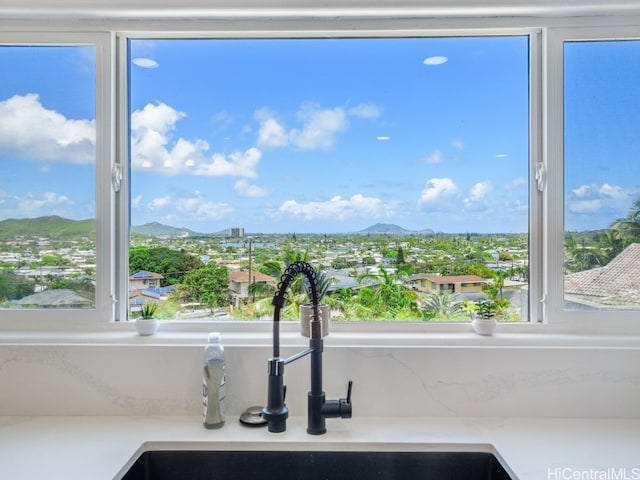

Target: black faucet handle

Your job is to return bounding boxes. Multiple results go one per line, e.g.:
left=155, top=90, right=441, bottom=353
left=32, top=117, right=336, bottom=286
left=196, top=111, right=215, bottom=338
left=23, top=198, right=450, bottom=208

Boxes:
left=338, top=380, right=353, bottom=419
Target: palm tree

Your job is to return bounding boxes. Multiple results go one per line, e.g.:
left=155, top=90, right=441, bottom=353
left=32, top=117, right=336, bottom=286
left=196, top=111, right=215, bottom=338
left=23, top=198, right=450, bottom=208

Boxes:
left=611, top=198, right=640, bottom=246
left=247, top=281, right=276, bottom=299
left=422, top=292, right=461, bottom=319
left=492, top=270, right=509, bottom=299
left=598, top=229, right=624, bottom=263
left=356, top=265, right=418, bottom=317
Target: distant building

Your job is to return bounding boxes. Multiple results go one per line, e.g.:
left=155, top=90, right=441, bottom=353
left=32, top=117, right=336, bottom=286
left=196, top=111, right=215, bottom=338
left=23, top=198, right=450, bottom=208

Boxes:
left=129, top=285, right=176, bottom=309
left=228, top=270, right=277, bottom=306
left=128, top=271, right=172, bottom=310
left=410, top=274, right=486, bottom=294
left=129, top=270, right=163, bottom=290
left=229, top=227, right=245, bottom=238
left=14, top=289, right=93, bottom=308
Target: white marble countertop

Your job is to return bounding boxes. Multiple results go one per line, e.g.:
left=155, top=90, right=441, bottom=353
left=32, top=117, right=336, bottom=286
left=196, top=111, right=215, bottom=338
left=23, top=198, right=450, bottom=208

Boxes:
left=0, top=415, right=639, bottom=479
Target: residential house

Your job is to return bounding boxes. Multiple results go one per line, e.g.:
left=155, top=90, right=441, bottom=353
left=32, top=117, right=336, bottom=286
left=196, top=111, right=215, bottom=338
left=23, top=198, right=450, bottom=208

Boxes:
left=411, top=274, right=487, bottom=295
left=129, top=271, right=166, bottom=310
left=228, top=270, right=277, bottom=306
left=565, top=243, right=640, bottom=308
left=129, top=271, right=163, bottom=291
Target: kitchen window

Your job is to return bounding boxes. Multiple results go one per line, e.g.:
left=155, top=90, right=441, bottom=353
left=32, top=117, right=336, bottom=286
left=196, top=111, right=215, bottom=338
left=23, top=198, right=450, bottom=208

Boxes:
left=0, top=20, right=638, bottom=335
left=123, top=35, right=531, bottom=323
left=0, top=32, right=113, bottom=323
left=545, top=27, right=640, bottom=330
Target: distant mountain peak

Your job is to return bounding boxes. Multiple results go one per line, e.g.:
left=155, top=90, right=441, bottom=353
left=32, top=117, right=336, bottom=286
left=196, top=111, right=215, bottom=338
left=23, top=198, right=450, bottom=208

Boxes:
left=131, top=222, right=201, bottom=237
left=0, top=215, right=95, bottom=240
left=359, top=223, right=409, bottom=234
left=358, top=223, right=434, bottom=235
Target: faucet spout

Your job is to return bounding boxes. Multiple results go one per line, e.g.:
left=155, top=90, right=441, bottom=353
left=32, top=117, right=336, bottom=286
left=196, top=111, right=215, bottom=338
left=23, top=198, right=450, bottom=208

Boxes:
left=262, top=261, right=353, bottom=434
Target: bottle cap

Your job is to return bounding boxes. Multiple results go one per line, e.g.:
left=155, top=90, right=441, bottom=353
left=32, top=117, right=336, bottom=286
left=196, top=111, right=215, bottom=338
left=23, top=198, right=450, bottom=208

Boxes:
left=208, top=332, right=221, bottom=343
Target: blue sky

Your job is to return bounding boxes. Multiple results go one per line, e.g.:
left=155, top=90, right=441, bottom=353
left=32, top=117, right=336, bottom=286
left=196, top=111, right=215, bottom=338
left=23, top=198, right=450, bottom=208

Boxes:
left=0, top=37, right=638, bottom=234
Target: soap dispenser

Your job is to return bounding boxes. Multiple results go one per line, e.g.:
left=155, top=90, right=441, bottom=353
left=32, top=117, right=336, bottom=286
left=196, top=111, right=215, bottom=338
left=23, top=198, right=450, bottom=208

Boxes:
left=203, top=332, right=226, bottom=429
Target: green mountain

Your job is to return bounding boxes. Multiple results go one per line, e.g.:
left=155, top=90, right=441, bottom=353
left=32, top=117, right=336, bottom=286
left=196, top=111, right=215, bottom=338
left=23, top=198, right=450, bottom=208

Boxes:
left=0, top=216, right=95, bottom=240
left=131, top=221, right=202, bottom=237
left=358, top=223, right=434, bottom=235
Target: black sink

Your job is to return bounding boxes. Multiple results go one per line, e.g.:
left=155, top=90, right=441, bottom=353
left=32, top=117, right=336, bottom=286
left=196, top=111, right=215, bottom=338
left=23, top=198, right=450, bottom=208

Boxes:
left=119, top=448, right=515, bottom=480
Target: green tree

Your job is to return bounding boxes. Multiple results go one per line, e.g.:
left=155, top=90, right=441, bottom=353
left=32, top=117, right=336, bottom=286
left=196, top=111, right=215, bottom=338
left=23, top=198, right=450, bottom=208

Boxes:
left=422, top=292, right=461, bottom=319
left=357, top=265, right=419, bottom=318
left=129, top=246, right=203, bottom=285
left=258, top=260, right=284, bottom=279
left=492, top=270, right=509, bottom=299
left=48, top=278, right=95, bottom=294
left=179, top=263, right=229, bottom=309
left=0, top=270, right=34, bottom=301
left=40, top=255, right=66, bottom=266
left=599, top=229, right=624, bottom=263
left=612, top=197, right=640, bottom=245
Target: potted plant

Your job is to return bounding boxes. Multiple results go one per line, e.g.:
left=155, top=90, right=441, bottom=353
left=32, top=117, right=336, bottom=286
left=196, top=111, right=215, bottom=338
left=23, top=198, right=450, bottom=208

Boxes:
left=300, top=269, right=332, bottom=338
left=470, top=299, right=498, bottom=336
left=135, top=302, right=159, bottom=336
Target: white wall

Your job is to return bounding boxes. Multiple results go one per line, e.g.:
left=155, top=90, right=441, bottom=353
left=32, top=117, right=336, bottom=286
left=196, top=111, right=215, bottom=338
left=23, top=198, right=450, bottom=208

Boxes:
left=1, top=341, right=638, bottom=418
left=1, top=0, right=639, bottom=422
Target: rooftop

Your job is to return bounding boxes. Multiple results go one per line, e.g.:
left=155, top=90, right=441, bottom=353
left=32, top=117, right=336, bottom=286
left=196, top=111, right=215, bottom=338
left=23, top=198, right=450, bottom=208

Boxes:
left=565, top=243, right=640, bottom=307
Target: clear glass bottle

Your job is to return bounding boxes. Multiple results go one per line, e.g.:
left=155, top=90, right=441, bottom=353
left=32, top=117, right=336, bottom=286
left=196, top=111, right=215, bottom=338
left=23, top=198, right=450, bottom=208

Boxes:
left=202, top=332, right=225, bottom=429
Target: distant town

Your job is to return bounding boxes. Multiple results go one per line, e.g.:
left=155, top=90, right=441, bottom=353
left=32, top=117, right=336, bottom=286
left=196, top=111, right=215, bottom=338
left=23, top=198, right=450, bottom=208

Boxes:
left=0, top=216, right=529, bottom=320
left=2, top=214, right=638, bottom=320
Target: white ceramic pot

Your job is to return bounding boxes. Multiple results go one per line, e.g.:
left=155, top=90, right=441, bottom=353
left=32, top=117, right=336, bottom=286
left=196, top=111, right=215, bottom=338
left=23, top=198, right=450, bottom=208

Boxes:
left=135, top=317, right=159, bottom=336
left=471, top=314, right=497, bottom=336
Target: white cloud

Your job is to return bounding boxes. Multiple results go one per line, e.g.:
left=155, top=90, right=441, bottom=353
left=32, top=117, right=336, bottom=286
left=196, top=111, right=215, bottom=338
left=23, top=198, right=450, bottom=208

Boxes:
left=194, top=148, right=262, bottom=178
left=418, top=178, right=460, bottom=205
left=234, top=179, right=270, bottom=198
left=423, top=149, right=443, bottom=164
left=451, top=138, right=464, bottom=150
left=569, top=199, right=602, bottom=214
left=255, top=109, right=289, bottom=148
left=277, top=193, right=394, bottom=221
left=0, top=93, right=95, bottom=164
left=137, top=191, right=234, bottom=224
left=132, top=58, right=159, bottom=68
left=0, top=189, right=75, bottom=217
left=148, top=195, right=171, bottom=211
left=131, top=195, right=143, bottom=209
left=131, top=102, right=261, bottom=178
left=348, top=103, right=381, bottom=119
left=257, top=102, right=379, bottom=151
left=294, top=104, right=348, bottom=150
left=567, top=183, right=629, bottom=214
left=466, top=181, right=493, bottom=203
left=423, top=56, right=448, bottom=65
left=506, top=176, right=527, bottom=190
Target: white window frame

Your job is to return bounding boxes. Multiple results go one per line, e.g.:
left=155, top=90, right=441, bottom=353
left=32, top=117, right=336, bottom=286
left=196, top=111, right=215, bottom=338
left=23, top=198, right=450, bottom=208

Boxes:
left=0, top=14, right=639, bottom=340
left=0, top=31, right=115, bottom=329
left=544, top=26, right=640, bottom=333
left=115, top=27, right=541, bottom=327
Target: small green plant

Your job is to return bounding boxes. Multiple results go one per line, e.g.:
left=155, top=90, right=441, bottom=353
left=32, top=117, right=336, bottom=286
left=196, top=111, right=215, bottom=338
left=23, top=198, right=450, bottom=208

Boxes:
left=303, top=269, right=332, bottom=303
left=475, top=299, right=498, bottom=319
left=459, top=299, right=479, bottom=316
left=140, top=303, right=158, bottom=319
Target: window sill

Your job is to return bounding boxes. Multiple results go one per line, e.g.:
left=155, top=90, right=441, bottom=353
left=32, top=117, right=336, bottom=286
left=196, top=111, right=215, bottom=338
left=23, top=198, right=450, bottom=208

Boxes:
left=2, top=319, right=639, bottom=350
